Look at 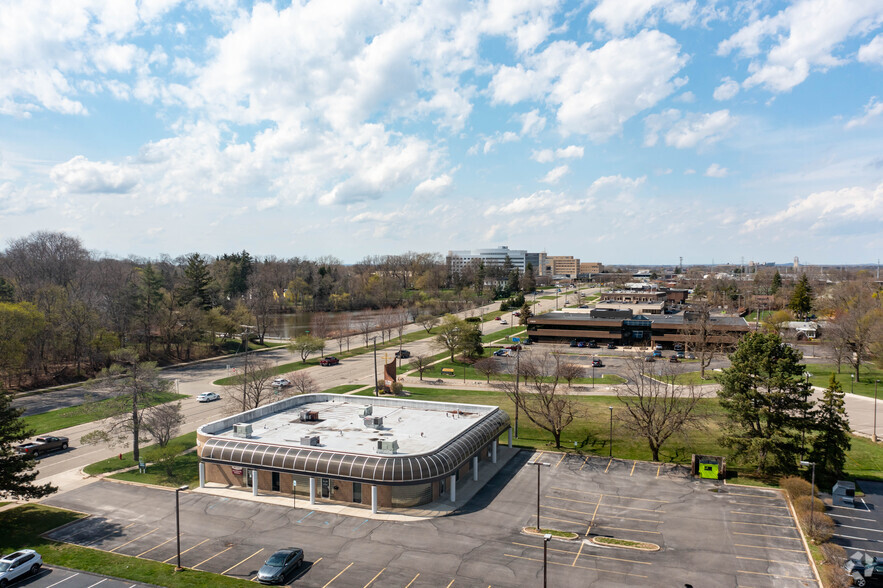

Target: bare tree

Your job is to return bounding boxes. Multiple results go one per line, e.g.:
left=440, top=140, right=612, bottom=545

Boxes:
left=616, top=359, right=707, bottom=461
left=141, top=401, right=184, bottom=448
left=288, top=334, right=326, bottom=363
left=681, top=303, right=724, bottom=379
left=81, top=349, right=173, bottom=460
left=394, top=309, right=409, bottom=349
left=288, top=372, right=318, bottom=395
left=379, top=307, right=397, bottom=342
left=474, top=357, right=501, bottom=383
left=355, top=315, right=374, bottom=347
left=409, top=355, right=432, bottom=381
left=825, top=281, right=883, bottom=382
left=223, top=355, right=278, bottom=411
left=416, top=313, right=439, bottom=333
left=558, top=362, right=584, bottom=387
left=500, top=351, right=581, bottom=448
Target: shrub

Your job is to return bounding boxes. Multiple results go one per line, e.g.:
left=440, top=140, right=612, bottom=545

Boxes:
left=798, top=511, right=835, bottom=543
left=820, top=542, right=846, bottom=566
left=780, top=475, right=814, bottom=499
left=820, top=563, right=851, bottom=588
left=793, top=495, right=825, bottom=515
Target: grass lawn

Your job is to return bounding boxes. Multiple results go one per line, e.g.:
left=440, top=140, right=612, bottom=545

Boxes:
left=804, top=363, right=883, bottom=398
left=669, top=371, right=721, bottom=386
left=322, top=384, right=365, bottom=394
left=109, top=451, right=201, bottom=488
left=84, top=431, right=197, bottom=476
left=0, top=504, right=253, bottom=587
left=481, top=326, right=526, bottom=343
left=23, top=392, right=187, bottom=436
left=538, top=295, right=557, bottom=300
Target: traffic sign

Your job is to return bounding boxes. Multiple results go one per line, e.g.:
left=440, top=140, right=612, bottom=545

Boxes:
left=512, top=337, right=520, bottom=342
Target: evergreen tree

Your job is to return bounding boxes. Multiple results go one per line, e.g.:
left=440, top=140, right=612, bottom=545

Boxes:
left=0, top=277, right=15, bottom=302
left=788, top=273, right=812, bottom=319
left=181, top=253, right=213, bottom=309
left=222, top=250, right=254, bottom=299
left=807, top=374, right=851, bottom=481
left=0, top=387, right=56, bottom=500
left=474, top=261, right=485, bottom=295
left=522, top=262, right=537, bottom=293
left=770, top=270, right=782, bottom=294
left=519, top=303, right=533, bottom=325
left=135, top=263, right=164, bottom=355
left=718, top=332, right=813, bottom=476
left=507, top=268, right=520, bottom=296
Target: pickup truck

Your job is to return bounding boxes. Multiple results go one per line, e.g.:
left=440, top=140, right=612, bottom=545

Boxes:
left=17, top=436, right=69, bottom=457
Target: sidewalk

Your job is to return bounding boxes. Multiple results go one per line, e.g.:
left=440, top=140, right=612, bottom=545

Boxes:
left=190, top=446, right=521, bottom=521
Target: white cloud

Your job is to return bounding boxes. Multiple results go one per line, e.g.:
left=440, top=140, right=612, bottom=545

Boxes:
left=482, top=131, right=519, bottom=154
left=556, top=145, right=584, bottom=159
left=490, top=30, right=688, bottom=140
left=845, top=97, right=883, bottom=129
left=413, top=174, right=453, bottom=197
left=705, top=163, right=728, bottom=177
left=586, top=174, right=646, bottom=196
left=531, top=149, right=555, bottom=163
left=713, top=77, right=740, bottom=101
left=675, top=91, right=695, bottom=103
left=859, top=34, right=883, bottom=65
left=588, top=0, right=699, bottom=35
left=644, top=109, right=735, bottom=149
left=50, top=156, right=139, bottom=194
left=742, top=182, right=883, bottom=235
left=519, top=109, right=546, bottom=136
left=541, top=165, right=569, bottom=184
left=718, top=0, right=883, bottom=93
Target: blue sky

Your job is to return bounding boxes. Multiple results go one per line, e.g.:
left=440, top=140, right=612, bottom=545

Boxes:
left=1, top=0, right=882, bottom=265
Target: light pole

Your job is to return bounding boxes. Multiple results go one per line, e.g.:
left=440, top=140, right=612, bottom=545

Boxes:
left=533, top=461, right=551, bottom=531
left=874, top=379, right=879, bottom=443
left=543, top=533, right=552, bottom=588
left=608, top=407, right=614, bottom=458
left=851, top=373, right=854, bottom=395
left=801, top=372, right=811, bottom=457
left=240, top=325, right=250, bottom=411
left=800, top=461, right=816, bottom=540
left=175, top=485, right=189, bottom=570
left=592, top=356, right=596, bottom=389
left=372, top=337, right=379, bottom=396
left=514, top=349, right=520, bottom=438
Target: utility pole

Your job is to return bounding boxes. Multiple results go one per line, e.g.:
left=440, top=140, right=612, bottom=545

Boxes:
left=514, top=349, right=520, bottom=438
left=241, top=325, right=250, bottom=411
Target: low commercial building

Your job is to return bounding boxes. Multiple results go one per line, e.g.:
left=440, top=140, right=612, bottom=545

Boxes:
left=526, top=309, right=750, bottom=347
left=544, top=255, right=580, bottom=278
left=196, top=394, right=511, bottom=513
left=580, top=262, right=602, bottom=275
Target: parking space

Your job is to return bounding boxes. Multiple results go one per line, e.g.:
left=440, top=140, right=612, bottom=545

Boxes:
left=828, top=479, right=883, bottom=557
left=44, top=451, right=819, bottom=587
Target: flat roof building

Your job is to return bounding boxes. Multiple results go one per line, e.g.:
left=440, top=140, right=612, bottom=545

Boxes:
left=447, top=246, right=529, bottom=273
left=196, top=394, right=511, bottom=513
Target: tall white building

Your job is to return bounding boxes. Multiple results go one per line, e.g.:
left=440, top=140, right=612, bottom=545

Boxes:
left=447, top=246, right=529, bottom=273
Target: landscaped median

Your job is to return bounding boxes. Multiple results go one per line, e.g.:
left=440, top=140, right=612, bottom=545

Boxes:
left=84, top=431, right=199, bottom=488
left=0, top=504, right=253, bottom=587
left=522, top=527, right=579, bottom=540
left=590, top=536, right=660, bottom=551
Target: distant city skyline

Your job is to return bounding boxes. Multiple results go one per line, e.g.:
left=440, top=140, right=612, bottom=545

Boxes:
left=1, top=1, right=882, bottom=264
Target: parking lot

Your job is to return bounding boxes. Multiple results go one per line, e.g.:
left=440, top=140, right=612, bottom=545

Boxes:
left=5, top=565, right=153, bottom=588
left=44, top=451, right=818, bottom=587
left=828, top=479, right=883, bottom=558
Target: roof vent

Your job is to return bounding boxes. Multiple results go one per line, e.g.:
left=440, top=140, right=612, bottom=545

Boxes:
left=232, top=423, right=252, bottom=438
left=363, top=415, right=384, bottom=429
left=300, top=435, right=320, bottom=447
left=299, top=410, right=319, bottom=422
left=377, top=439, right=399, bottom=454
left=360, top=406, right=373, bottom=417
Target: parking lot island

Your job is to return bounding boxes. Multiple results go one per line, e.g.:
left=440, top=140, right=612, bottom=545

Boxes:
left=196, top=394, right=511, bottom=513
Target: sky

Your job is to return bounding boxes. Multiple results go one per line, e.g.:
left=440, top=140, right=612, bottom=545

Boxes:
left=1, top=0, right=882, bottom=266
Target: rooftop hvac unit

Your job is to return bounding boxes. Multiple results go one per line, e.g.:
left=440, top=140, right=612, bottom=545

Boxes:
left=377, top=439, right=399, bottom=454
left=363, top=415, right=384, bottom=429
left=232, top=423, right=252, bottom=438
left=300, top=435, right=320, bottom=447
left=360, top=406, right=373, bottom=417
left=299, top=410, right=319, bottom=422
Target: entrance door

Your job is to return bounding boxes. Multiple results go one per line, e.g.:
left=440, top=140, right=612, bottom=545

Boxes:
left=321, top=478, right=331, bottom=498
left=353, top=483, right=362, bottom=504
left=271, top=472, right=280, bottom=492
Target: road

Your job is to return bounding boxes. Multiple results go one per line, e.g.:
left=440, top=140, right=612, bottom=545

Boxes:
left=24, top=287, right=595, bottom=490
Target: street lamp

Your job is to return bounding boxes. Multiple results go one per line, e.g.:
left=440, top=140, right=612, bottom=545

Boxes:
left=851, top=373, right=854, bottom=395
left=514, top=349, right=521, bottom=439
left=608, top=407, right=614, bottom=458
left=874, top=380, right=879, bottom=443
left=800, top=461, right=816, bottom=539
left=175, top=485, right=189, bottom=570
left=592, top=356, right=596, bottom=389
left=543, top=533, right=552, bottom=588
left=371, top=337, right=379, bottom=397
left=532, top=461, right=551, bottom=531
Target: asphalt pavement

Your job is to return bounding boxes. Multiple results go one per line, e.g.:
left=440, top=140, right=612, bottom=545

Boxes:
left=5, top=565, right=155, bottom=588
left=827, top=480, right=883, bottom=558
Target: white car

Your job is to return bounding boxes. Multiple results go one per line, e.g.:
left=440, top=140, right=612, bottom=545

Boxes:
left=499, top=320, right=508, bottom=325
left=0, top=550, right=42, bottom=585
left=271, top=378, right=292, bottom=388
left=196, top=392, right=220, bottom=403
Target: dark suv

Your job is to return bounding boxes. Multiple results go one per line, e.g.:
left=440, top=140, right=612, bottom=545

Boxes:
left=846, top=551, right=883, bottom=587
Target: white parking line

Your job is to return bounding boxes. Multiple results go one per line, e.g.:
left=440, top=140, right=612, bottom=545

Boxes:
left=832, top=514, right=877, bottom=522
left=46, top=573, right=79, bottom=587
left=837, top=524, right=883, bottom=534
left=834, top=533, right=883, bottom=543
left=86, top=579, right=108, bottom=587
left=860, top=498, right=872, bottom=511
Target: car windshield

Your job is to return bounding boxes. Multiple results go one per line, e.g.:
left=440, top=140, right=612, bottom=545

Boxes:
left=267, top=552, right=289, bottom=566
left=0, top=562, right=10, bottom=572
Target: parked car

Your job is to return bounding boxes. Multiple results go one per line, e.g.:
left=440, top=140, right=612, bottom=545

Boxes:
left=606, top=343, right=617, bottom=349
left=523, top=339, right=532, bottom=345
left=506, top=345, right=522, bottom=351
left=669, top=356, right=679, bottom=363
left=677, top=351, right=686, bottom=359
left=16, top=436, right=68, bottom=457
left=395, top=350, right=411, bottom=359
left=513, top=311, right=521, bottom=317
left=569, top=340, right=578, bottom=347
left=493, top=349, right=509, bottom=357
left=655, top=343, right=664, bottom=351
left=592, top=359, right=604, bottom=367
left=686, top=353, right=696, bottom=359
left=586, top=341, right=598, bottom=348
left=319, top=356, right=339, bottom=366
left=197, top=392, right=221, bottom=403
left=577, top=341, right=586, bottom=348
left=652, top=350, right=663, bottom=358
left=271, top=378, right=291, bottom=389
left=0, top=549, right=42, bottom=586
left=644, top=356, right=656, bottom=362
left=674, top=343, right=684, bottom=352
left=845, top=551, right=883, bottom=587
left=257, top=547, right=304, bottom=584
